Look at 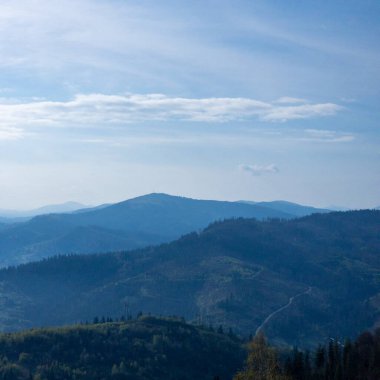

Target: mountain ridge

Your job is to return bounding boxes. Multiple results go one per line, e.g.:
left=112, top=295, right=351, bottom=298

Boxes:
left=0, top=193, right=294, bottom=267
left=239, top=200, right=331, bottom=217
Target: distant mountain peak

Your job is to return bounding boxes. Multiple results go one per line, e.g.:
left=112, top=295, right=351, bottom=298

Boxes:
left=130, top=193, right=181, bottom=201
left=0, top=193, right=293, bottom=267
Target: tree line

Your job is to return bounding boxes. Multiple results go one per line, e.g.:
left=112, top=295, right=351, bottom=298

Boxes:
left=236, top=329, right=380, bottom=380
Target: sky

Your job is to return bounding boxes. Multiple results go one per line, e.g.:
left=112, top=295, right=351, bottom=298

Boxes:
left=0, top=0, right=379, bottom=209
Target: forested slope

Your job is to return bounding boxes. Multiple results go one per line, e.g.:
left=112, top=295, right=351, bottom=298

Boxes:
left=0, top=210, right=379, bottom=348
left=0, top=316, right=244, bottom=380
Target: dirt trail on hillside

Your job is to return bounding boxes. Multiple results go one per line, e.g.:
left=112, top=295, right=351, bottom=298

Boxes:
left=255, top=286, right=312, bottom=336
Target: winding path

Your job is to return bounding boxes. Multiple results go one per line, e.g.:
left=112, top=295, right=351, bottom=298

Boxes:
left=255, top=286, right=312, bottom=336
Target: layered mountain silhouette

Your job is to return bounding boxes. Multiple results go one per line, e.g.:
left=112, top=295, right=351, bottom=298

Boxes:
left=0, top=193, right=323, bottom=267
left=0, top=201, right=90, bottom=220
left=0, top=210, right=378, bottom=348
left=240, top=200, right=331, bottom=217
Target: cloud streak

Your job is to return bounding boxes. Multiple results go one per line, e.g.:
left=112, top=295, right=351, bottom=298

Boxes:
left=0, top=127, right=24, bottom=140
left=302, top=129, right=355, bottom=143
left=262, top=103, right=342, bottom=122
left=0, top=93, right=342, bottom=136
left=239, top=164, right=279, bottom=176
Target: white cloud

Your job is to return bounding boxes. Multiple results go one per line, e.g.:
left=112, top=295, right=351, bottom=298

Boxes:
left=239, top=164, right=279, bottom=176
left=0, top=94, right=342, bottom=135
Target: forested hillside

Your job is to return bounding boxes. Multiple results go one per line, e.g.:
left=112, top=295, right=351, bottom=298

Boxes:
left=0, top=210, right=379, bottom=348
left=0, top=317, right=379, bottom=380
left=0, top=316, right=244, bottom=380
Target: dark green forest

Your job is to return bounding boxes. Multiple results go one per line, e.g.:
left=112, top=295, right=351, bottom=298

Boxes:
left=235, top=329, right=380, bottom=380
left=0, top=316, right=244, bottom=380
left=0, top=317, right=379, bottom=380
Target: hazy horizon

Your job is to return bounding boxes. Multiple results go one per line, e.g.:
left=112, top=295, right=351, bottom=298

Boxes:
left=0, top=1, right=379, bottom=210
left=0, top=191, right=376, bottom=213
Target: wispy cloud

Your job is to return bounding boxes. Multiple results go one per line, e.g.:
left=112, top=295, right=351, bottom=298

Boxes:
left=302, top=129, right=355, bottom=143
left=239, top=164, right=279, bottom=176
left=0, top=88, right=14, bottom=94
left=262, top=103, right=343, bottom=122
left=0, top=94, right=342, bottom=135
left=0, top=127, right=25, bottom=141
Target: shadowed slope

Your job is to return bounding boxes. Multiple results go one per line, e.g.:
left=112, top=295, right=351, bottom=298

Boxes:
left=0, top=210, right=379, bottom=348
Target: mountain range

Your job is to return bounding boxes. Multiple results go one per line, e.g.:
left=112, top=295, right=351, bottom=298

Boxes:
left=0, top=193, right=329, bottom=268
left=0, top=209, right=379, bottom=348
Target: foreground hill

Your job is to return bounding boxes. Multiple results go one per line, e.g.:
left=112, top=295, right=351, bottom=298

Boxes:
left=0, top=210, right=379, bottom=348
left=0, top=193, right=292, bottom=267
left=0, top=316, right=244, bottom=380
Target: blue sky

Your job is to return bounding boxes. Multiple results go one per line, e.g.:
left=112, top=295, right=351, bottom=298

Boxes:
left=0, top=0, right=379, bottom=209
